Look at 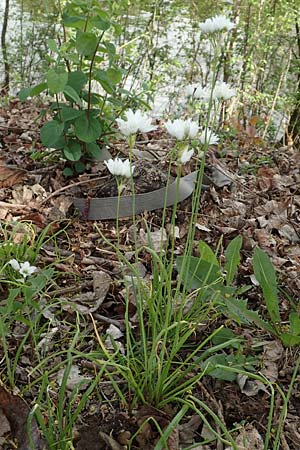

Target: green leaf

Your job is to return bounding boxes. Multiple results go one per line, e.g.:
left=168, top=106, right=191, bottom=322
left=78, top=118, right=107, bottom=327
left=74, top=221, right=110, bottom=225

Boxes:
left=280, top=333, right=300, bottom=347
left=106, top=68, right=122, bottom=85
left=31, top=82, right=47, bottom=96
left=225, top=236, right=242, bottom=285
left=74, top=114, right=102, bottom=143
left=94, top=69, right=114, bottom=94
left=253, top=247, right=280, bottom=324
left=212, top=328, right=240, bottom=348
left=176, top=256, right=222, bottom=290
left=63, top=85, right=82, bottom=105
left=91, top=15, right=111, bottom=31
left=63, top=167, right=74, bottom=177
left=18, top=87, right=32, bottom=101
left=46, top=69, right=68, bottom=94
left=198, top=241, right=219, bottom=266
left=76, top=31, right=98, bottom=56
left=40, top=121, right=64, bottom=147
left=47, top=38, right=59, bottom=53
left=203, top=355, right=236, bottom=381
left=68, top=71, right=87, bottom=92
left=74, top=161, right=86, bottom=173
left=289, top=312, right=300, bottom=336
left=86, top=142, right=102, bottom=160
left=63, top=141, right=82, bottom=161
left=224, top=296, right=274, bottom=333
left=62, top=13, right=86, bottom=29
left=60, top=107, right=84, bottom=122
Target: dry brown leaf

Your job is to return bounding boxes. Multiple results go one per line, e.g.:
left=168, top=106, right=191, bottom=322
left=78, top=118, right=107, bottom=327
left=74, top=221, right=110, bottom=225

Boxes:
left=0, top=162, right=26, bottom=188
left=0, top=385, right=45, bottom=450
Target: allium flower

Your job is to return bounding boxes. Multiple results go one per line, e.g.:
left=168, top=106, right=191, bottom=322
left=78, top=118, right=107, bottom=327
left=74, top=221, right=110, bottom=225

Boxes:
left=199, top=128, right=219, bottom=145
left=9, top=259, right=37, bottom=279
left=179, top=148, right=194, bottom=164
left=213, top=81, right=236, bottom=100
left=116, top=109, right=157, bottom=137
left=194, top=86, right=212, bottom=102
left=104, top=157, right=134, bottom=178
left=166, top=119, right=199, bottom=140
left=199, top=15, right=235, bottom=33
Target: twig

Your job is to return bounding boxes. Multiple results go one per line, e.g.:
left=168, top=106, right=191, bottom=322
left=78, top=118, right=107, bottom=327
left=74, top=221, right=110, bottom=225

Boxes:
left=38, top=175, right=108, bottom=205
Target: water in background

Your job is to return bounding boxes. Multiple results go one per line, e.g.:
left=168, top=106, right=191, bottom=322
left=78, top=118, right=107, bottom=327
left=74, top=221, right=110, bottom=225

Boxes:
left=0, top=0, right=289, bottom=139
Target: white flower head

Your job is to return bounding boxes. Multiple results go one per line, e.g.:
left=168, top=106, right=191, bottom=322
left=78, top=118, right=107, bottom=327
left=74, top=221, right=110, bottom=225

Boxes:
left=199, top=128, right=219, bottom=146
left=166, top=119, right=186, bottom=140
left=213, top=81, right=236, bottom=100
left=199, top=15, right=235, bottom=33
left=179, top=148, right=194, bottom=164
left=104, top=157, right=134, bottom=178
left=166, top=119, right=199, bottom=141
left=9, top=259, right=37, bottom=280
left=184, top=119, right=199, bottom=139
left=19, top=261, right=37, bottom=277
left=116, top=109, right=157, bottom=137
left=194, top=86, right=211, bottom=102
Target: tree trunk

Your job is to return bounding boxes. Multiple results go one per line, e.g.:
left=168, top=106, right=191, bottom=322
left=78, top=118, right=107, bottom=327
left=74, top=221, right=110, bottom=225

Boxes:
left=287, top=20, right=300, bottom=147
left=1, top=0, right=10, bottom=94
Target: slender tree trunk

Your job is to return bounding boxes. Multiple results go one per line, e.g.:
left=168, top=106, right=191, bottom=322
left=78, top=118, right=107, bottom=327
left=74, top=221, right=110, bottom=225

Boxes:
left=287, top=19, right=300, bottom=147
left=1, top=0, right=10, bottom=94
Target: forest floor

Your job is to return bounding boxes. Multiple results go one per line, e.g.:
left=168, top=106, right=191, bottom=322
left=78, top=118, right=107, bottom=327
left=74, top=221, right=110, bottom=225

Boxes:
left=0, top=98, right=300, bottom=450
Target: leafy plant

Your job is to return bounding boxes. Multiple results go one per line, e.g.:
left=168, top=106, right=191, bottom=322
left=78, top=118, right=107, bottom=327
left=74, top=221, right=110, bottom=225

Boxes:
left=253, top=247, right=300, bottom=346
left=18, top=1, right=131, bottom=175
left=176, top=236, right=300, bottom=347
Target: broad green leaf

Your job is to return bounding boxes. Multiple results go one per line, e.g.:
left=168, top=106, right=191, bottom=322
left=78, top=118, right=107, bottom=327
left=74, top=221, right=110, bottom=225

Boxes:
left=203, top=355, right=236, bottom=381
left=62, top=13, right=86, bottom=29
left=63, top=141, right=82, bottom=161
left=212, top=328, right=240, bottom=348
left=60, top=107, right=84, bottom=122
left=280, top=333, right=300, bottom=347
left=74, top=114, right=102, bottom=143
left=31, top=82, right=47, bottom=97
left=63, top=167, right=74, bottom=177
left=94, top=69, right=114, bottom=94
left=103, top=41, right=116, bottom=60
left=47, top=38, right=59, bottom=53
left=225, top=235, right=242, bottom=285
left=76, top=31, right=98, bottom=56
left=289, top=312, right=300, bottom=336
left=18, top=87, right=32, bottom=101
left=74, top=161, right=86, bottom=173
left=106, top=68, right=122, bottom=85
left=68, top=70, right=87, bottom=92
left=86, top=142, right=102, bottom=160
left=176, top=256, right=222, bottom=290
left=253, top=247, right=280, bottom=324
left=198, top=241, right=219, bottom=266
left=63, top=85, right=82, bottom=105
left=40, top=121, right=64, bottom=147
left=91, top=15, right=111, bottom=31
left=46, top=69, right=68, bottom=94
left=224, top=296, right=274, bottom=333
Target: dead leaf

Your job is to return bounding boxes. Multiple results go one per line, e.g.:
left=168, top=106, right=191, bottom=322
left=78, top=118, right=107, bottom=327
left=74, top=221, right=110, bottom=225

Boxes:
left=0, top=408, right=11, bottom=446
left=57, top=365, right=91, bottom=391
left=99, top=431, right=124, bottom=450
left=0, top=385, right=45, bottom=450
left=225, top=423, right=264, bottom=450
left=0, top=161, right=26, bottom=188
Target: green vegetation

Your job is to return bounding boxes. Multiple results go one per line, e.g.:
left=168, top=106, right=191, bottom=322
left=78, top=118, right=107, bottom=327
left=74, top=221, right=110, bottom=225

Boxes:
left=0, top=0, right=300, bottom=449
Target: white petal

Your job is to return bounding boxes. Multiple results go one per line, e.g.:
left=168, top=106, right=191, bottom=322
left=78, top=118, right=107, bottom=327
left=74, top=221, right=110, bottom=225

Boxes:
left=180, top=148, right=194, bottom=164
left=9, top=259, right=20, bottom=271
left=19, top=261, right=37, bottom=277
